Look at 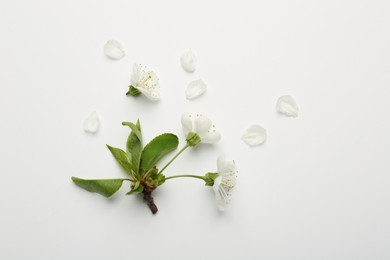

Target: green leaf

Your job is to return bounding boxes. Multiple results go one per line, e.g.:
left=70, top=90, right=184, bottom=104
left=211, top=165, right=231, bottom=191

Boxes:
left=71, top=177, right=126, bottom=197
left=141, top=133, right=179, bottom=171
left=122, top=120, right=143, bottom=175
left=106, top=145, right=132, bottom=175
left=126, top=85, right=141, bottom=96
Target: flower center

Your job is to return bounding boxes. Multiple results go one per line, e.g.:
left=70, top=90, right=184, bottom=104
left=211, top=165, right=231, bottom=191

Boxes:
left=140, top=72, right=157, bottom=89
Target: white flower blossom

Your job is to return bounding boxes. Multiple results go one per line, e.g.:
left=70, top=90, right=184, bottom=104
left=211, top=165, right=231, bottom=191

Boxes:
left=180, top=49, right=197, bottom=72
left=181, top=113, right=221, bottom=145
left=276, top=95, right=299, bottom=117
left=130, top=63, right=161, bottom=101
left=104, top=40, right=125, bottom=60
left=185, top=79, right=207, bottom=100
left=241, top=124, right=267, bottom=146
left=213, top=155, right=237, bottom=211
left=83, top=111, right=100, bottom=133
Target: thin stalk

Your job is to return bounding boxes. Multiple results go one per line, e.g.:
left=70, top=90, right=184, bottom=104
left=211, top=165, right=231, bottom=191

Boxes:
left=159, top=144, right=190, bottom=174
left=164, top=174, right=206, bottom=181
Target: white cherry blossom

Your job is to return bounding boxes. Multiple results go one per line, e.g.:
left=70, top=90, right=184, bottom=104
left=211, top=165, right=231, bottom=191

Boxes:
left=181, top=113, right=221, bottom=145
left=130, top=63, right=161, bottom=101
left=213, top=155, right=237, bottom=211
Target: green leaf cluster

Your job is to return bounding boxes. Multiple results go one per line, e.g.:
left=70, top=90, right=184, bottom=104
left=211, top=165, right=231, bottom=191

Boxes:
left=72, top=120, right=179, bottom=197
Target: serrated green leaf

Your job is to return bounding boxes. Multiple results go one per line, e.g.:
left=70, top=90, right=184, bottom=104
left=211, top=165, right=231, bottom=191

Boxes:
left=71, top=177, right=126, bottom=197
left=122, top=120, right=143, bottom=176
left=106, top=145, right=132, bottom=175
left=141, top=133, right=179, bottom=171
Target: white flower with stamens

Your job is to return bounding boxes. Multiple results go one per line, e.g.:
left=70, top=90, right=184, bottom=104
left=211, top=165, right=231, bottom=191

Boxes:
left=181, top=113, right=221, bottom=145
left=213, top=155, right=237, bottom=211
left=130, top=63, right=160, bottom=101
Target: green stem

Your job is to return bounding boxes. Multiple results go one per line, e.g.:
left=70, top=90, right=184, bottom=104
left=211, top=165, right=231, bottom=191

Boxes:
left=164, top=174, right=206, bottom=181
left=159, top=144, right=190, bottom=174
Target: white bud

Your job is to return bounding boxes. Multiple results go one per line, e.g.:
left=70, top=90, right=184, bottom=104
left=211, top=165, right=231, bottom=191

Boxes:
left=180, top=49, right=197, bottom=72
left=83, top=111, right=100, bottom=134
left=276, top=95, right=299, bottom=117
left=185, top=79, right=207, bottom=100
left=241, top=125, right=267, bottom=146
left=104, top=40, right=125, bottom=60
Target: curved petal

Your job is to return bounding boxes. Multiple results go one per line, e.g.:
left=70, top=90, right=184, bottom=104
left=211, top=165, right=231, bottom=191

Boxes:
left=194, top=114, right=212, bottom=136
left=104, top=40, right=125, bottom=60
left=130, top=63, right=141, bottom=85
left=215, top=190, right=226, bottom=211
left=218, top=156, right=230, bottom=173
left=181, top=112, right=193, bottom=136
left=136, top=87, right=160, bottom=101
left=185, top=79, right=207, bottom=100
left=241, top=124, right=267, bottom=146
left=180, top=49, right=197, bottom=72
left=199, top=131, right=221, bottom=144
left=83, top=111, right=100, bottom=134
left=276, top=95, right=299, bottom=117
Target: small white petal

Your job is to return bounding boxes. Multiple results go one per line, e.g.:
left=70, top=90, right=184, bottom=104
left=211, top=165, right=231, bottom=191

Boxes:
left=194, top=114, right=212, bottom=136
left=200, top=131, right=221, bottom=144
left=217, top=154, right=235, bottom=175
left=276, top=95, right=299, bottom=117
left=104, top=40, right=125, bottom=60
left=130, top=63, right=141, bottom=85
left=186, top=79, right=207, bottom=100
left=83, top=111, right=100, bottom=133
left=241, top=125, right=267, bottom=146
left=180, top=49, right=197, bottom=72
left=181, top=112, right=193, bottom=136
left=136, top=87, right=161, bottom=101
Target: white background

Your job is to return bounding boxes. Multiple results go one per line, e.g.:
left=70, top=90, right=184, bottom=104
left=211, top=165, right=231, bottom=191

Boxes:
left=1, top=0, right=389, bottom=259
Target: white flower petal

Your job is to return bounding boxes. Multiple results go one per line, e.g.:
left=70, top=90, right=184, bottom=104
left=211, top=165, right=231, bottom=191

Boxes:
left=180, top=49, right=197, bottom=72
left=200, top=131, right=221, bottom=144
left=217, top=154, right=235, bottom=174
left=136, top=87, right=160, bottom=101
left=213, top=155, right=237, bottom=211
left=181, top=112, right=193, bottom=136
left=186, top=79, right=207, bottom=100
left=83, top=111, right=100, bottom=133
left=241, top=125, right=267, bottom=147
left=215, top=189, right=227, bottom=211
left=130, top=63, right=141, bottom=85
left=276, top=95, right=299, bottom=117
left=194, top=114, right=212, bottom=136
left=104, top=40, right=125, bottom=60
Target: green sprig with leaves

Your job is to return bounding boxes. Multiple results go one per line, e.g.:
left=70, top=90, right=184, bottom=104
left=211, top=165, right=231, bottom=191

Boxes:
left=72, top=116, right=237, bottom=214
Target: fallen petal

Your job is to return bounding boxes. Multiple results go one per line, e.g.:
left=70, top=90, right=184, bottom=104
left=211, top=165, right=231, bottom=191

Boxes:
left=104, top=40, right=125, bottom=60
left=186, top=79, right=207, bottom=100
left=83, top=111, right=100, bottom=133
left=276, top=95, right=299, bottom=117
left=180, top=49, right=197, bottom=72
left=241, top=125, right=267, bottom=146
